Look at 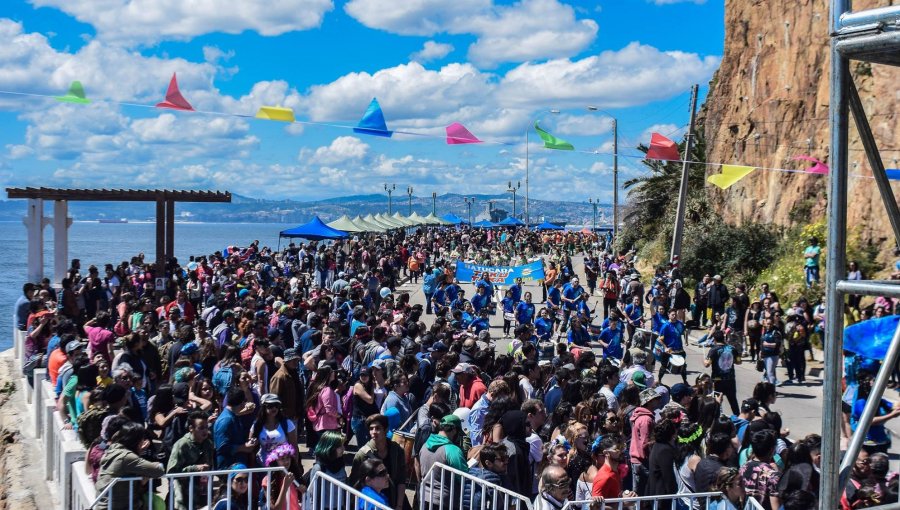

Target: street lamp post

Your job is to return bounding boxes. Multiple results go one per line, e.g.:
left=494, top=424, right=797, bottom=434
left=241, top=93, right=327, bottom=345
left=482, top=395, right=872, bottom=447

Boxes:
left=406, top=186, right=414, bottom=215
left=432, top=192, right=437, bottom=215
left=525, top=109, right=560, bottom=228
left=507, top=181, right=521, bottom=219
left=587, top=106, right=618, bottom=243
left=384, top=183, right=396, bottom=215
left=464, top=197, right=475, bottom=224
left=588, top=198, right=599, bottom=232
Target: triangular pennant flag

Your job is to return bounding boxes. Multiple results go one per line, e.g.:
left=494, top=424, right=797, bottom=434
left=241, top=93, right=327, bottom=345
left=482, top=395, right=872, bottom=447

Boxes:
left=55, top=81, right=90, bottom=104
left=156, top=73, right=194, bottom=111
left=792, top=155, right=829, bottom=175
left=708, top=165, right=756, bottom=189
left=534, top=121, right=574, bottom=150
left=255, top=106, right=295, bottom=122
left=446, top=122, right=481, bottom=144
left=353, top=98, right=392, bottom=137
left=887, top=169, right=900, bottom=181
left=646, top=133, right=681, bottom=161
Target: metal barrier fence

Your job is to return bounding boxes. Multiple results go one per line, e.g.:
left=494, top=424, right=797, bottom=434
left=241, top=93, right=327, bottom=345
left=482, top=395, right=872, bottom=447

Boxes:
left=309, top=470, right=394, bottom=510
left=562, top=495, right=768, bottom=510
left=82, top=466, right=285, bottom=509
left=420, top=462, right=533, bottom=510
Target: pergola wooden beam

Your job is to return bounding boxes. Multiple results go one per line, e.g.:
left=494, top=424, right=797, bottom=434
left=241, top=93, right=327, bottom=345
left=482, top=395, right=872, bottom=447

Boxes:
left=6, top=187, right=231, bottom=202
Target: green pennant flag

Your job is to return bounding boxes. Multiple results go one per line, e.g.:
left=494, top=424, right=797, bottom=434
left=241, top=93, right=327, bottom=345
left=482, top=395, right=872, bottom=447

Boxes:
left=534, top=121, right=573, bottom=150
left=55, top=81, right=90, bottom=104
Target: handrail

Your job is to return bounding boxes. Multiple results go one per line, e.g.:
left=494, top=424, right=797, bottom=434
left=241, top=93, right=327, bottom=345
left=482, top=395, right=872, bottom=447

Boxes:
left=87, top=466, right=286, bottom=509
left=562, top=492, right=722, bottom=510
left=310, top=469, right=394, bottom=510
left=420, top=461, right=533, bottom=510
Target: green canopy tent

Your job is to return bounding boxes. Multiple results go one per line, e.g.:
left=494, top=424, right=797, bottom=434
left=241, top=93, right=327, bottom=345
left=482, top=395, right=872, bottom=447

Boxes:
left=352, top=215, right=386, bottom=232
left=327, top=215, right=367, bottom=233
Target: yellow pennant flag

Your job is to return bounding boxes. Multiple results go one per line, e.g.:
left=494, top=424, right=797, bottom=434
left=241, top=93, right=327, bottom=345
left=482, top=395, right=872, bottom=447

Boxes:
left=255, top=106, right=295, bottom=122
left=707, top=165, right=755, bottom=189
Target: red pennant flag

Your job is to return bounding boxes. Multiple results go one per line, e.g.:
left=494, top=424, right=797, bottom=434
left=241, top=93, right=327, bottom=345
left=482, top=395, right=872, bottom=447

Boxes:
left=646, top=133, right=681, bottom=161
left=156, top=73, right=194, bottom=111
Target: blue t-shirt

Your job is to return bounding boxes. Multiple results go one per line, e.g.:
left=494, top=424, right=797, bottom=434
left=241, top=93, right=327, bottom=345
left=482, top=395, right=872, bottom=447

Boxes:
left=568, top=326, right=590, bottom=346
left=535, top=317, right=553, bottom=340
left=445, top=284, right=460, bottom=303
left=476, top=279, right=494, bottom=299
left=516, top=302, right=535, bottom=324
left=852, top=395, right=893, bottom=445
left=214, top=407, right=249, bottom=469
left=469, top=317, right=490, bottom=333
left=547, top=286, right=562, bottom=307
left=599, top=327, right=624, bottom=360
left=471, top=293, right=490, bottom=313
left=562, top=283, right=582, bottom=310
left=510, top=284, right=522, bottom=303
left=624, top=304, right=643, bottom=326
left=501, top=297, right=515, bottom=314
left=359, top=486, right=388, bottom=510
left=432, top=288, right=447, bottom=309
left=659, top=321, right=684, bottom=351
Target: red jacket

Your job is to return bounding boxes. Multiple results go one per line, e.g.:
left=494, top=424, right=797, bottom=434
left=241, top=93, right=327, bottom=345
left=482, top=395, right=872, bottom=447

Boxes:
left=165, top=300, right=196, bottom=322
left=629, top=406, right=655, bottom=465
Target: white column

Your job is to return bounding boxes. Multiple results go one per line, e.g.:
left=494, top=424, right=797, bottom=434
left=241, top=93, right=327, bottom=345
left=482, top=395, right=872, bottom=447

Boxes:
left=53, top=200, right=72, bottom=287
left=23, top=198, right=45, bottom=283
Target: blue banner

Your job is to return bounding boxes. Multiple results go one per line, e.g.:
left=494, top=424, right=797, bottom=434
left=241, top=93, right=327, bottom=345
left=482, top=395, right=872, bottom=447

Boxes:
left=455, top=260, right=545, bottom=285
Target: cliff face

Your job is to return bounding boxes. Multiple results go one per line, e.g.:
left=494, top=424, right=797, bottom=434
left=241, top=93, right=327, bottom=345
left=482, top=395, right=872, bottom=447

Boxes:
left=700, top=0, right=900, bottom=246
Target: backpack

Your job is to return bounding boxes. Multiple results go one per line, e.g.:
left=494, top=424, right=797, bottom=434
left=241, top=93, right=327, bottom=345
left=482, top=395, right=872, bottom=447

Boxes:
left=212, top=364, right=234, bottom=396
left=157, top=341, right=175, bottom=380
left=77, top=405, right=109, bottom=448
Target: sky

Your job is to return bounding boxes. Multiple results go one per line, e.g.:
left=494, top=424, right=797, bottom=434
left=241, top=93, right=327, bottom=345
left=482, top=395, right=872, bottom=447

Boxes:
left=0, top=0, right=724, bottom=203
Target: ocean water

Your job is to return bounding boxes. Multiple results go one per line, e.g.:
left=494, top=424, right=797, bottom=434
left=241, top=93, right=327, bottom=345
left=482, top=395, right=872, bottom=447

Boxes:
left=0, top=221, right=293, bottom=350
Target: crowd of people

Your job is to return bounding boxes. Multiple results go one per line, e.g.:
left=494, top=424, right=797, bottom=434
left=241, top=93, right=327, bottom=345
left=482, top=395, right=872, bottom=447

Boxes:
left=12, top=225, right=898, bottom=510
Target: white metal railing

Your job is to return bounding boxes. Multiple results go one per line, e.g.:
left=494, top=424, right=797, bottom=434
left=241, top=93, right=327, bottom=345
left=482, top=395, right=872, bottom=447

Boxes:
left=562, top=495, right=767, bottom=510
left=420, top=462, right=532, bottom=510
left=87, top=466, right=285, bottom=509
left=309, top=469, right=394, bottom=510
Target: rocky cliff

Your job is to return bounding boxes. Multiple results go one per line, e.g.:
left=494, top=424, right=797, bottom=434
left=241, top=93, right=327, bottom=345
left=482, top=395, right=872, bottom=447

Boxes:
left=699, top=0, right=900, bottom=246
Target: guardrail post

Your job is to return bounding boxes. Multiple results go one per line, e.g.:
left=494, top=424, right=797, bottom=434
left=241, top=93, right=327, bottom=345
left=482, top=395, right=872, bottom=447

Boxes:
left=30, top=368, right=46, bottom=433
left=42, top=399, right=55, bottom=480
left=59, top=440, right=86, bottom=510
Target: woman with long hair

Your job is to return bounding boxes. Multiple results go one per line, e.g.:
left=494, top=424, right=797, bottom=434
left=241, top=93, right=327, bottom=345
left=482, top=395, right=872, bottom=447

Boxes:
left=355, top=458, right=390, bottom=510
left=260, top=443, right=298, bottom=510
left=351, top=367, right=379, bottom=445
left=563, top=422, right=592, bottom=493
left=304, top=431, right=348, bottom=510
left=251, top=394, right=299, bottom=469
left=675, top=421, right=705, bottom=509
left=645, top=419, right=679, bottom=509
left=710, top=467, right=745, bottom=510
left=305, top=365, right=341, bottom=443
left=212, top=464, right=250, bottom=510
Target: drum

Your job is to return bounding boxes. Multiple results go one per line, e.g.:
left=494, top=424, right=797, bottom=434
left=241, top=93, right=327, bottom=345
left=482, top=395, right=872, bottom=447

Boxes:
left=504, top=312, right=516, bottom=321
left=669, top=354, right=686, bottom=367
left=391, top=430, right=416, bottom=482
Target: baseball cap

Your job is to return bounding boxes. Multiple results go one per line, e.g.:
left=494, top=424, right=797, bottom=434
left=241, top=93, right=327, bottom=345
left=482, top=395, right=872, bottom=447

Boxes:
left=282, top=348, right=300, bottom=363
left=671, top=383, right=694, bottom=401
left=260, top=393, right=282, bottom=406
left=632, top=371, right=648, bottom=389
left=180, top=342, right=199, bottom=356
left=451, top=362, right=475, bottom=374
left=429, top=341, right=448, bottom=353
left=65, top=341, right=86, bottom=354
left=173, top=382, right=189, bottom=405
left=440, top=414, right=463, bottom=430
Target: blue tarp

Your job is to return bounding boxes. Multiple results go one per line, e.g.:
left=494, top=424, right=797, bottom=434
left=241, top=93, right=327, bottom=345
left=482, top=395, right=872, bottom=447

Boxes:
left=442, top=213, right=467, bottom=225
left=843, top=315, right=900, bottom=360
left=534, top=221, right=564, bottom=230
left=499, top=217, right=525, bottom=226
left=472, top=219, right=496, bottom=228
left=279, top=216, right=349, bottom=240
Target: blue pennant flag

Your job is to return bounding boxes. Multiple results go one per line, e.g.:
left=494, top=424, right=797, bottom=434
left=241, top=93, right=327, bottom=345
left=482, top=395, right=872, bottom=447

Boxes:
left=353, top=97, right=393, bottom=138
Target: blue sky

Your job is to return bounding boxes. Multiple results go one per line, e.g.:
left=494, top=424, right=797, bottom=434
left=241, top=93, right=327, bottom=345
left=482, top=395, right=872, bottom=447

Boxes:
left=0, top=0, right=724, bottom=202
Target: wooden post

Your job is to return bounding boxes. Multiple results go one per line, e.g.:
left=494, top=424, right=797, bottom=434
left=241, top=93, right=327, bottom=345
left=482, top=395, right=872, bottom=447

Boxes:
left=165, top=200, right=175, bottom=266
left=156, top=199, right=165, bottom=276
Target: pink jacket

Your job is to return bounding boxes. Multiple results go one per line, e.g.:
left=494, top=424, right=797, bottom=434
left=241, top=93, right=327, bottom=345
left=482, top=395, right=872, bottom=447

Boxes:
left=314, top=386, right=341, bottom=431
left=629, top=406, right=655, bottom=465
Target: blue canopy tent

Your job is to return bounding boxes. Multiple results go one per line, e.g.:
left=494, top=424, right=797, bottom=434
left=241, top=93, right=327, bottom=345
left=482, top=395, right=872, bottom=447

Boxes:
left=472, top=219, right=496, bottom=228
left=534, top=221, right=564, bottom=230
left=279, top=216, right=349, bottom=240
left=442, top=213, right=468, bottom=225
left=498, top=217, right=525, bottom=226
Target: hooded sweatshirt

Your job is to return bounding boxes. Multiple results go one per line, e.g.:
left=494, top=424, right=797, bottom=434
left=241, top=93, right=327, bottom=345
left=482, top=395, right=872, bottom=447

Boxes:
left=419, top=433, right=468, bottom=504
left=629, top=406, right=656, bottom=465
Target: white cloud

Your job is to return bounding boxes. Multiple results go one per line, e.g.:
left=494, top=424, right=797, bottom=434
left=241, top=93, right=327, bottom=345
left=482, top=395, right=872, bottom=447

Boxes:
left=345, top=0, right=597, bottom=67
left=410, top=41, right=454, bottom=62
left=6, top=144, right=34, bottom=159
left=499, top=42, right=721, bottom=109
left=202, top=46, right=234, bottom=64
left=301, top=136, right=370, bottom=165
left=553, top=114, right=614, bottom=136
left=29, top=0, right=335, bottom=45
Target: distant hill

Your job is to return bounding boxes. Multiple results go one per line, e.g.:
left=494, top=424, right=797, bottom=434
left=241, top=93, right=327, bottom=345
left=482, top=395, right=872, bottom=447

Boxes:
left=0, top=192, right=613, bottom=226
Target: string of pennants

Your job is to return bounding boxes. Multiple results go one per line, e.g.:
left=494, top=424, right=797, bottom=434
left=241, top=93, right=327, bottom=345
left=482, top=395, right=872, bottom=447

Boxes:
left=33, top=76, right=900, bottom=186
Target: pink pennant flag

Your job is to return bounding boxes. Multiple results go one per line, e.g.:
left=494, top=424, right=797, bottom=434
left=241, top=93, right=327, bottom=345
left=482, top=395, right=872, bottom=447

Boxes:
left=156, top=73, right=194, bottom=111
left=446, top=122, right=482, bottom=144
left=645, top=133, right=681, bottom=161
left=793, top=155, right=829, bottom=174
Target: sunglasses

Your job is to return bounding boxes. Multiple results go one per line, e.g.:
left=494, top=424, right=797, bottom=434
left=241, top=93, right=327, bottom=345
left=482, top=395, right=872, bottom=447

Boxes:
left=373, top=470, right=389, bottom=477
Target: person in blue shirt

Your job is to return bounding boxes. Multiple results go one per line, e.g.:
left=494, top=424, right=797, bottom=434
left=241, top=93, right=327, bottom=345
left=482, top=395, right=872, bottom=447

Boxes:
left=534, top=308, right=554, bottom=342
left=450, top=289, right=468, bottom=312
left=543, top=366, right=572, bottom=414
left=214, top=387, right=254, bottom=469
left=356, top=458, right=391, bottom=510
left=623, top=296, right=644, bottom=340
left=561, top=277, right=583, bottom=332
left=515, top=292, right=536, bottom=326
left=851, top=369, right=900, bottom=453
left=445, top=280, right=461, bottom=304
left=658, top=308, right=688, bottom=385
left=567, top=317, right=590, bottom=346
left=461, top=303, right=476, bottom=328
left=431, top=281, right=449, bottom=316
left=471, top=285, right=490, bottom=315
left=547, top=280, right=563, bottom=333
left=651, top=304, right=668, bottom=334
left=475, top=272, right=495, bottom=302
left=509, top=278, right=523, bottom=305
left=500, top=289, right=516, bottom=337
left=422, top=266, right=442, bottom=315
left=598, top=315, right=624, bottom=362
left=469, top=309, right=491, bottom=334
left=15, top=283, right=34, bottom=331
left=575, top=290, right=593, bottom=325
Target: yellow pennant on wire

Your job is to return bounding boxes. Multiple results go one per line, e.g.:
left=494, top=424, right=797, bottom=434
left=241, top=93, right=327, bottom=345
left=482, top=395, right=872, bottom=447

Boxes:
left=707, top=165, right=756, bottom=189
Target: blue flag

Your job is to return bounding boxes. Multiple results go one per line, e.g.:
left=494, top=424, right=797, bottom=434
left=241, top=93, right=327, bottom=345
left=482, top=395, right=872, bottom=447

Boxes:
left=353, top=97, right=393, bottom=138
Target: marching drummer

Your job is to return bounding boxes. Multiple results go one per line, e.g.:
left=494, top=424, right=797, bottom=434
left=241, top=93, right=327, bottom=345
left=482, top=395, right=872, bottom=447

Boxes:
left=657, top=308, right=688, bottom=385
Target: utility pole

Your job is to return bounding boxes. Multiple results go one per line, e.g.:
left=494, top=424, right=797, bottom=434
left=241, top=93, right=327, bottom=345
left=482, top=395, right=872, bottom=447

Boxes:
left=464, top=197, right=475, bottom=224
left=384, top=183, right=396, bottom=215
left=406, top=186, right=413, bottom=215
left=432, top=192, right=436, bottom=215
left=669, top=84, right=699, bottom=268
left=508, top=181, right=521, bottom=219
left=612, top=118, right=618, bottom=242
left=588, top=198, right=598, bottom=232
